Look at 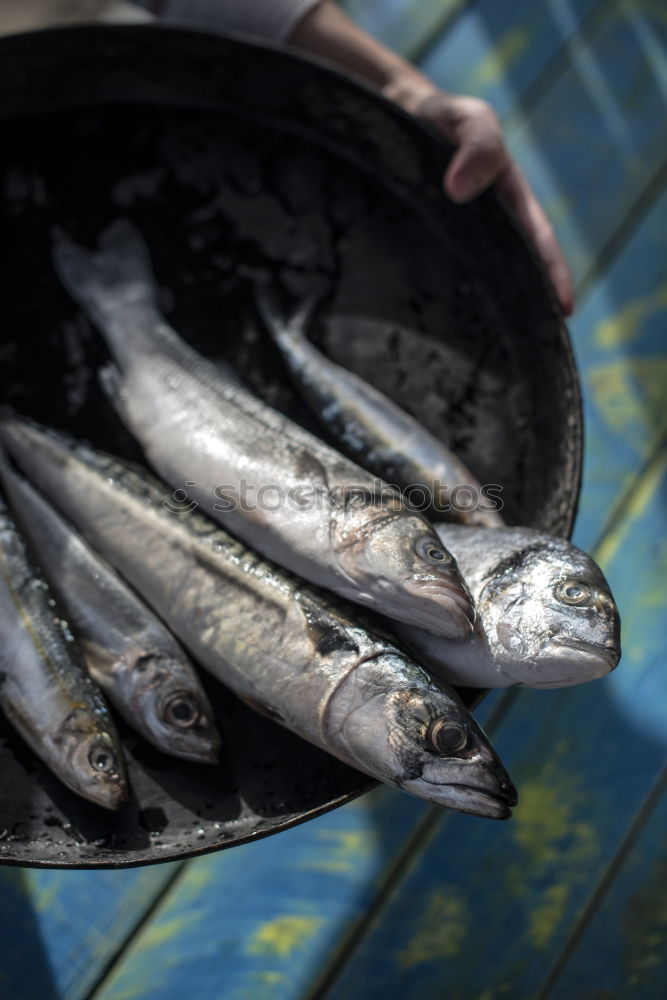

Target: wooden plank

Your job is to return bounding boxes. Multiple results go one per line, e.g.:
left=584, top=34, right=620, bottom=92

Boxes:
left=0, top=864, right=180, bottom=1000
left=339, top=0, right=468, bottom=60
left=312, top=442, right=667, bottom=999
left=419, top=0, right=602, bottom=119
left=546, top=766, right=667, bottom=1000
left=505, top=0, right=667, bottom=283
left=569, top=185, right=667, bottom=551
left=91, top=787, right=426, bottom=1000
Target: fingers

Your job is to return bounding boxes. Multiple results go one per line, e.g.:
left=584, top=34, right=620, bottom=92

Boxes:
left=414, top=92, right=575, bottom=316
left=416, top=94, right=510, bottom=202
left=442, top=101, right=510, bottom=203
left=494, top=164, right=575, bottom=316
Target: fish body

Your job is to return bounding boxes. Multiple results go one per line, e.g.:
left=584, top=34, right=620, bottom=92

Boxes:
left=257, top=289, right=504, bottom=528
left=0, top=492, right=127, bottom=808
left=0, top=417, right=517, bottom=818
left=391, top=524, right=621, bottom=689
left=51, top=221, right=474, bottom=640
left=0, top=459, right=220, bottom=763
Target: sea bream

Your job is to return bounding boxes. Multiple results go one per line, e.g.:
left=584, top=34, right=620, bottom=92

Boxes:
left=0, top=416, right=517, bottom=818
left=256, top=287, right=504, bottom=528
left=51, top=220, right=474, bottom=640
left=0, top=457, right=221, bottom=763
left=0, top=491, right=127, bottom=809
left=391, top=524, right=621, bottom=689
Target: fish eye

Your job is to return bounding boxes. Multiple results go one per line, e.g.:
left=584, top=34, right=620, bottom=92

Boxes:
left=89, top=743, right=118, bottom=775
left=555, top=579, right=591, bottom=606
left=427, top=718, right=468, bottom=755
left=164, top=693, right=201, bottom=729
left=415, top=536, right=453, bottom=566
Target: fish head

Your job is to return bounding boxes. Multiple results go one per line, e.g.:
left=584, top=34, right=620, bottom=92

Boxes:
left=327, top=653, right=516, bottom=818
left=121, top=650, right=221, bottom=764
left=481, top=538, right=621, bottom=687
left=334, top=493, right=474, bottom=639
left=58, top=709, right=128, bottom=810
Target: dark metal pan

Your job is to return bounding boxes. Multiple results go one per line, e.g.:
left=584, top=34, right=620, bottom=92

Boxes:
left=0, top=24, right=582, bottom=868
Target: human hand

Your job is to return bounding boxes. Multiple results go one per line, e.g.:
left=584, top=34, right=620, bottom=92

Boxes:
left=413, top=92, right=574, bottom=317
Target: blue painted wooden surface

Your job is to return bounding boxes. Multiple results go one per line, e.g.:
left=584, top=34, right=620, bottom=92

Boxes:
left=420, top=0, right=602, bottom=120
left=4, top=1, right=667, bottom=998
left=548, top=765, right=667, bottom=1000
left=0, top=863, right=181, bottom=1000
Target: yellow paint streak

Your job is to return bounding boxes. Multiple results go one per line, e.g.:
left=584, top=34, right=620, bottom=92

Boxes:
left=258, top=972, right=284, bottom=985
left=595, top=283, right=667, bottom=348
left=467, top=27, right=531, bottom=90
left=595, top=447, right=667, bottom=567
left=299, top=828, right=375, bottom=874
left=396, top=888, right=469, bottom=968
left=130, top=914, right=194, bottom=953
left=529, top=883, right=571, bottom=949
left=510, top=745, right=597, bottom=949
left=588, top=357, right=667, bottom=447
left=32, top=877, right=64, bottom=915
left=247, top=915, right=324, bottom=957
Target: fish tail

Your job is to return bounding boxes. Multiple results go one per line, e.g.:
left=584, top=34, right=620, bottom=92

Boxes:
left=255, top=283, right=324, bottom=347
left=52, top=219, right=158, bottom=328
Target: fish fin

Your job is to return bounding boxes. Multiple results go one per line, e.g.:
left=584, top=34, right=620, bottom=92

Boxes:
left=99, top=362, right=131, bottom=424
left=52, top=219, right=157, bottom=325
left=236, top=692, right=284, bottom=723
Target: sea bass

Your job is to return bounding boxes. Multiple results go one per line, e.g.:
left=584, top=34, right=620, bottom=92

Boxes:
left=256, top=288, right=504, bottom=528
left=391, top=524, right=621, bottom=689
left=0, top=492, right=127, bottom=809
left=0, top=417, right=516, bottom=818
left=0, top=457, right=220, bottom=763
left=51, top=221, right=474, bottom=640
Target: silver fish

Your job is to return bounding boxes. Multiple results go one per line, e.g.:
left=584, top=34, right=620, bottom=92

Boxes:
left=0, top=493, right=127, bottom=809
left=0, top=416, right=517, bottom=818
left=51, top=221, right=474, bottom=640
left=391, top=524, right=621, bottom=689
left=0, top=457, right=220, bottom=763
left=257, top=288, right=504, bottom=528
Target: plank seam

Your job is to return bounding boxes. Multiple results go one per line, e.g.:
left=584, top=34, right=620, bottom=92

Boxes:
left=408, top=0, right=477, bottom=65
left=84, top=860, right=187, bottom=1000
left=534, top=761, right=667, bottom=1000
left=303, top=689, right=520, bottom=1000
left=576, top=154, right=667, bottom=302
left=590, top=426, right=667, bottom=561
left=503, top=0, right=619, bottom=134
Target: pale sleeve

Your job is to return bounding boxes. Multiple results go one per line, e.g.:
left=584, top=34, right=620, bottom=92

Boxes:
left=151, top=0, right=323, bottom=41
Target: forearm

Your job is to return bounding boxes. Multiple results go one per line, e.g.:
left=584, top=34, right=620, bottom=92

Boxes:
left=289, top=1, right=439, bottom=111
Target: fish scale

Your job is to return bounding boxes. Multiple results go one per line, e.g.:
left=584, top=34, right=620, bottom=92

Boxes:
left=0, top=416, right=517, bottom=818
left=0, top=492, right=127, bottom=809
left=51, top=219, right=475, bottom=640
left=0, top=458, right=221, bottom=763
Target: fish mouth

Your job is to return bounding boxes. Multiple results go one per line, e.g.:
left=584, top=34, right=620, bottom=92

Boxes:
left=78, top=777, right=129, bottom=811
left=401, top=775, right=517, bottom=819
left=534, top=637, right=620, bottom=684
left=401, top=579, right=475, bottom=639
left=168, top=742, right=220, bottom=765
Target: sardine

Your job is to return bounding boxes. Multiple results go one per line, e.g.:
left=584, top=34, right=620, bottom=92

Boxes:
left=0, top=457, right=220, bottom=763
left=0, top=416, right=517, bottom=818
left=391, top=524, right=621, bottom=688
left=51, top=221, right=474, bottom=640
left=0, top=492, right=127, bottom=809
left=256, top=288, right=504, bottom=528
